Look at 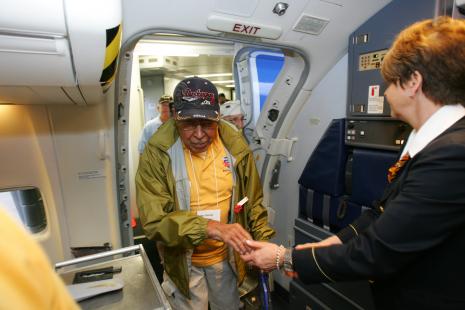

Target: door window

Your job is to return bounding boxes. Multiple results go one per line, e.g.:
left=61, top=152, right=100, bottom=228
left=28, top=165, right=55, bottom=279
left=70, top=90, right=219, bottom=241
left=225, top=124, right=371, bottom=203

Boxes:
left=0, top=187, right=47, bottom=234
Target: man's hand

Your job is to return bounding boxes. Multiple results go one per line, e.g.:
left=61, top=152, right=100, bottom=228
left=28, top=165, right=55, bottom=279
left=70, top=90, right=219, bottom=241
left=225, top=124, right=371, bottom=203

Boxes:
left=240, top=240, right=281, bottom=272
left=294, top=235, right=342, bottom=250
left=207, top=221, right=252, bottom=254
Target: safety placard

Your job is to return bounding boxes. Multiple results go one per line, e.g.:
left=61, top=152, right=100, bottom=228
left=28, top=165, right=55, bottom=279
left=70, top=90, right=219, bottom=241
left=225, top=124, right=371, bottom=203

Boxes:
left=367, top=85, right=384, bottom=114
left=78, top=169, right=106, bottom=180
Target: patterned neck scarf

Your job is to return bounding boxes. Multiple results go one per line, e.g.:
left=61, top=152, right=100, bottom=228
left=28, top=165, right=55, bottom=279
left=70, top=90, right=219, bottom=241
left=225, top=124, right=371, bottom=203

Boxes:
left=387, top=153, right=411, bottom=183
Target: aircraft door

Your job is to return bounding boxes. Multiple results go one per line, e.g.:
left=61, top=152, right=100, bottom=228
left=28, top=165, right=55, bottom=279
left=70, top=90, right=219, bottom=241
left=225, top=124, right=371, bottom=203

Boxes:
left=233, top=48, right=286, bottom=174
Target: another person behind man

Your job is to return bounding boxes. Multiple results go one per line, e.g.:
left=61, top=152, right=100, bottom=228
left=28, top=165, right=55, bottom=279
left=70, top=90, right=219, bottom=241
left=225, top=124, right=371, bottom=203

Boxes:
left=0, top=208, right=79, bottom=310
left=169, top=101, right=175, bottom=118
left=218, top=93, right=228, bottom=105
left=138, top=95, right=172, bottom=154
left=220, top=100, right=245, bottom=129
left=241, top=16, right=465, bottom=309
left=136, top=77, right=274, bottom=309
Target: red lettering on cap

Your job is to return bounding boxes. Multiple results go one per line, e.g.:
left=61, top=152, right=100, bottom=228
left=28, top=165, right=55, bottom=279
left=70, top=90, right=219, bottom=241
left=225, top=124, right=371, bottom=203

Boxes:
left=182, top=89, right=215, bottom=104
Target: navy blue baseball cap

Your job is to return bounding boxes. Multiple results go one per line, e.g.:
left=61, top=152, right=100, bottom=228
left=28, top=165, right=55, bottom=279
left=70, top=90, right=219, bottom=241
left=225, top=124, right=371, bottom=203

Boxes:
left=173, top=77, right=220, bottom=121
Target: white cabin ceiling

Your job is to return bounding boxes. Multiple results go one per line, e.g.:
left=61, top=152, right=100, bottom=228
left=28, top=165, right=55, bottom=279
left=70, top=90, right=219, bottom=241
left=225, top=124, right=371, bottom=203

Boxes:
left=136, top=38, right=235, bottom=87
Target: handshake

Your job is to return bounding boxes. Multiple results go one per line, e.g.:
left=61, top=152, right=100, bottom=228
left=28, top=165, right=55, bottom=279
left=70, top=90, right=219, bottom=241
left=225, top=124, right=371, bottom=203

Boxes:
left=207, top=220, right=342, bottom=273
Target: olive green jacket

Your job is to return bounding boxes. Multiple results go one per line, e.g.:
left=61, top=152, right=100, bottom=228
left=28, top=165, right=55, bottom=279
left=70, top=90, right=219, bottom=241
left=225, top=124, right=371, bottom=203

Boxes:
left=136, top=119, right=275, bottom=298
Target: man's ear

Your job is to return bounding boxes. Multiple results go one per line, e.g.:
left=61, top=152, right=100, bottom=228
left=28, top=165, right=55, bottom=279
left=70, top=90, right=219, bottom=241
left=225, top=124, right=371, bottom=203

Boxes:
left=406, top=71, right=423, bottom=97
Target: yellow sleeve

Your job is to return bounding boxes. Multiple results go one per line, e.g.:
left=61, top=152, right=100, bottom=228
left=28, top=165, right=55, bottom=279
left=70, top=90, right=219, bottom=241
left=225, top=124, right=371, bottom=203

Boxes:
left=0, top=209, right=80, bottom=310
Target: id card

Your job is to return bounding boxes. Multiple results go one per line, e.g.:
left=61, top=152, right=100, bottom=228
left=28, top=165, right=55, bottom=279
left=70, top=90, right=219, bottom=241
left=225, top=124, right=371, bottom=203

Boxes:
left=197, top=209, right=220, bottom=222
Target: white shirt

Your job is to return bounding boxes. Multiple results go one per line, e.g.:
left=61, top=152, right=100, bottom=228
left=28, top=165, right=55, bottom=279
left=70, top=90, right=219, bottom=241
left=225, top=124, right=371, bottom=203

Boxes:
left=138, top=116, right=163, bottom=154
left=401, top=104, right=465, bottom=158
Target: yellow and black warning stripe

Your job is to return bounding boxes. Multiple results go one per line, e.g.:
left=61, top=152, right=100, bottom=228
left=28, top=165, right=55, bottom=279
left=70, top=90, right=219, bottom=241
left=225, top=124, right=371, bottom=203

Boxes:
left=100, top=24, right=122, bottom=92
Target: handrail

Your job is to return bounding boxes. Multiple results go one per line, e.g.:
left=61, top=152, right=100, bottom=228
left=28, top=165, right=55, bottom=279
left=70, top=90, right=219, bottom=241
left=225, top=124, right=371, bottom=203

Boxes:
left=55, top=245, right=141, bottom=269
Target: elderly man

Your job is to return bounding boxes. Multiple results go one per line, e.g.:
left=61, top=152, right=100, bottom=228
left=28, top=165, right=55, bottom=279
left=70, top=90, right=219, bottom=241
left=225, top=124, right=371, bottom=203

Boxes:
left=136, top=77, right=274, bottom=309
left=220, top=100, right=245, bottom=129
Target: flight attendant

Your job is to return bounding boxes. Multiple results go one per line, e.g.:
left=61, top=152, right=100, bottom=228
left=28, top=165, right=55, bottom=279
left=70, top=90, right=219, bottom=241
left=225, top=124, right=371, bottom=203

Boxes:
left=242, top=16, right=465, bottom=309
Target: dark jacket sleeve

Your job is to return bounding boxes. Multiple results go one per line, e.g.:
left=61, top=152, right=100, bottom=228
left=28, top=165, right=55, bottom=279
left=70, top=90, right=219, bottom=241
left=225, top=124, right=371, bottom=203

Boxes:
left=336, top=208, right=380, bottom=243
left=294, top=142, right=465, bottom=284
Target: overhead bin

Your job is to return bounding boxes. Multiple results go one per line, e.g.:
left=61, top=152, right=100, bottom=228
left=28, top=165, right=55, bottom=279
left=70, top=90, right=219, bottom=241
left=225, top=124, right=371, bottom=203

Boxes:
left=0, top=0, right=122, bottom=104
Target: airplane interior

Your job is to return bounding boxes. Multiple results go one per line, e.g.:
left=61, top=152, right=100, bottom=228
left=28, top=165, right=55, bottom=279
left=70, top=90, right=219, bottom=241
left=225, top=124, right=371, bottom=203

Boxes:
left=1, top=0, right=464, bottom=308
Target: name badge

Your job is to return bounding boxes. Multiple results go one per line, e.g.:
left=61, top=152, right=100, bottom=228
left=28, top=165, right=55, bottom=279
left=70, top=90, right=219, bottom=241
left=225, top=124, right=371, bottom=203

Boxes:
left=197, top=209, right=220, bottom=222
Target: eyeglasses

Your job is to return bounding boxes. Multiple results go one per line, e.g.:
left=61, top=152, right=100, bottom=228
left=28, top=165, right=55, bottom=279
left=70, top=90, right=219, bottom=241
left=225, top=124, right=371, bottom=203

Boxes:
left=177, top=120, right=218, bottom=132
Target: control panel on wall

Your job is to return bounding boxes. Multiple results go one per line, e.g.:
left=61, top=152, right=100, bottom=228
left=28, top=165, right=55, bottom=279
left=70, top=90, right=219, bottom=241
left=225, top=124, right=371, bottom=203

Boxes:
left=350, top=49, right=390, bottom=117
left=347, top=0, right=436, bottom=118
left=345, top=118, right=411, bottom=151
left=345, top=0, right=436, bottom=150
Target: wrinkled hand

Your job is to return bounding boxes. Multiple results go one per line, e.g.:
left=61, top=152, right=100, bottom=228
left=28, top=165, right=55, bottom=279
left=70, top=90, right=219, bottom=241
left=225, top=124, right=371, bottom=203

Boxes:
left=240, top=240, right=282, bottom=272
left=295, top=235, right=342, bottom=250
left=207, top=221, right=252, bottom=254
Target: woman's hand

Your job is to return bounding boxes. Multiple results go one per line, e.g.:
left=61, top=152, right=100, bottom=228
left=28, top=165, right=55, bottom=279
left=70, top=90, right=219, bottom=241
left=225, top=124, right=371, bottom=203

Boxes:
left=294, top=235, right=342, bottom=250
left=241, top=236, right=342, bottom=271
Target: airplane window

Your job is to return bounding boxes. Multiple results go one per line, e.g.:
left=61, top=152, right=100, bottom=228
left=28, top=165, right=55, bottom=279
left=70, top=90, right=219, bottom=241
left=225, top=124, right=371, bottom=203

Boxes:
left=249, top=51, right=284, bottom=123
left=0, top=187, right=47, bottom=234
left=254, top=52, right=284, bottom=110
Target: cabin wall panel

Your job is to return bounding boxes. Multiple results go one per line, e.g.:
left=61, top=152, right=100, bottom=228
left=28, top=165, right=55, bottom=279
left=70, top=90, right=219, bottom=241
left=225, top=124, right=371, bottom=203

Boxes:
left=48, top=103, right=120, bottom=250
left=0, top=105, right=68, bottom=262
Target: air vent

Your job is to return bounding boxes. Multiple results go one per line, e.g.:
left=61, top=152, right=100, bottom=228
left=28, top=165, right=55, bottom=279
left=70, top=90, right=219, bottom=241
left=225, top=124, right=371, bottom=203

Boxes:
left=148, top=58, right=157, bottom=63
left=293, top=14, right=329, bottom=35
